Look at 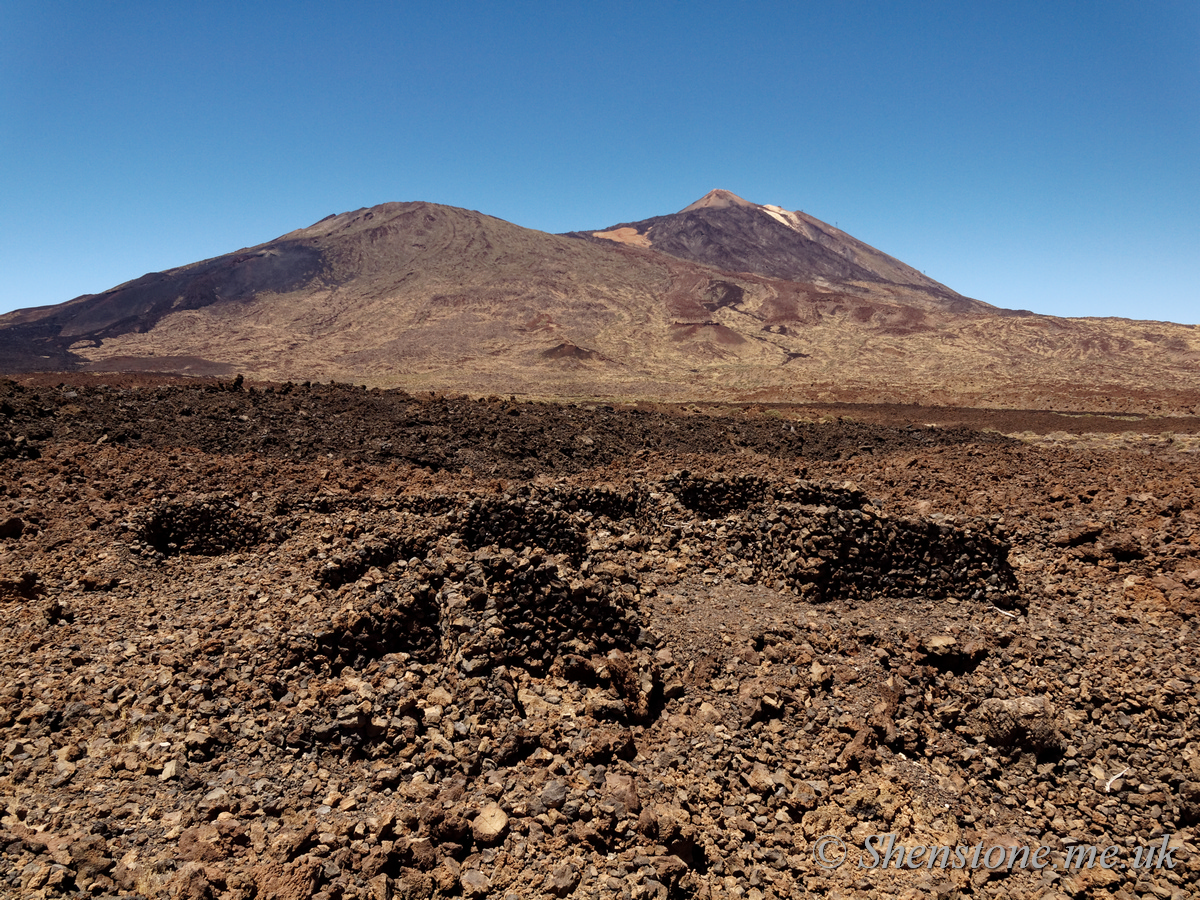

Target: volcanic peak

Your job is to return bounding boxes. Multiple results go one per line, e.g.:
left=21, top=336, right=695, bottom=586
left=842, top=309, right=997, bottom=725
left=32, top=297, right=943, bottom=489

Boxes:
left=678, top=189, right=758, bottom=213
left=678, top=190, right=838, bottom=237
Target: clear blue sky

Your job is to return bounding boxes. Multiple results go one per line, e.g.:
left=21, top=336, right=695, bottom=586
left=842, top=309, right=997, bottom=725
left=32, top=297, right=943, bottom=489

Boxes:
left=2, top=1, right=1197, bottom=322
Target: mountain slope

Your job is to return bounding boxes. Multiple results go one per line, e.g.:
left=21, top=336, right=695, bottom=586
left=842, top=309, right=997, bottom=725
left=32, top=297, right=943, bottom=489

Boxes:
left=0, top=201, right=681, bottom=377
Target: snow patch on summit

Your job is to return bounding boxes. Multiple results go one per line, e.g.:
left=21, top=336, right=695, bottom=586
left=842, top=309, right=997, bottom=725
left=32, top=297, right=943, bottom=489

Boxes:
left=760, top=204, right=807, bottom=233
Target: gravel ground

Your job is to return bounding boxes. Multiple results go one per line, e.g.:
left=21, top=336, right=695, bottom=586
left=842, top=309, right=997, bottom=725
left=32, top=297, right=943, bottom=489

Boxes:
left=1, top=378, right=1198, bottom=900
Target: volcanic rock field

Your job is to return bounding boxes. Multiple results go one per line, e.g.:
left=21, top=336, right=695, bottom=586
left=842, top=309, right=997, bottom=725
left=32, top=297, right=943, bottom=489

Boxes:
left=1, top=376, right=1198, bottom=900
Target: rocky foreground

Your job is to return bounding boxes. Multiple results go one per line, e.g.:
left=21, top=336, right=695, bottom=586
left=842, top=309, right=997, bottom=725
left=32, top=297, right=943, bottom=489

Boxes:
left=1, top=378, right=1198, bottom=899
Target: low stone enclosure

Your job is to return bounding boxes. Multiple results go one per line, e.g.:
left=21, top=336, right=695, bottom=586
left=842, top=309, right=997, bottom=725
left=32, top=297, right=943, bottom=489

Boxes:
left=124, top=472, right=1020, bottom=754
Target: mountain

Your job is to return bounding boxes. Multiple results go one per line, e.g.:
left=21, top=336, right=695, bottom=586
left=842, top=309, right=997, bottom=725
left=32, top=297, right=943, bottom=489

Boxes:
left=571, top=188, right=975, bottom=310
left=1, top=193, right=1198, bottom=413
